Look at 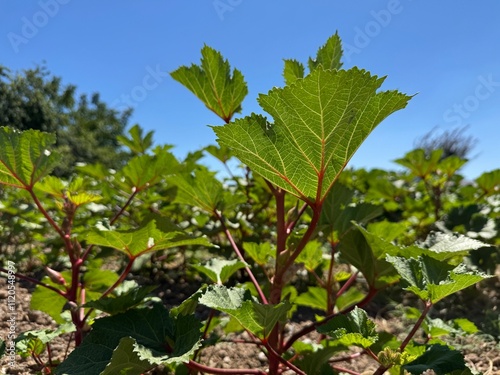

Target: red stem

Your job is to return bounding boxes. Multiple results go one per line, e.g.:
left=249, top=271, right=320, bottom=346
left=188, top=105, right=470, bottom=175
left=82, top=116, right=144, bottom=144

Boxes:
left=373, top=300, right=433, bottom=375
left=216, top=211, right=268, bottom=304
left=0, top=269, right=67, bottom=297
left=264, top=341, right=307, bottom=375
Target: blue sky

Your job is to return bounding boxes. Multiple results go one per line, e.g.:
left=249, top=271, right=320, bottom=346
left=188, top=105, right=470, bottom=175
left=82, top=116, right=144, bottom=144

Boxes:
left=1, top=1, right=499, bottom=179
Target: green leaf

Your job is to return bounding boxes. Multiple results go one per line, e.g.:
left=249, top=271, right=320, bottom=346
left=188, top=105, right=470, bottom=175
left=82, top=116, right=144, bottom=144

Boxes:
left=54, top=303, right=202, bottom=375
left=170, top=168, right=245, bottom=213
left=171, top=45, right=248, bottom=122
left=295, top=287, right=328, bottom=312
left=192, top=258, right=247, bottom=284
left=84, top=285, right=158, bottom=315
left=296, top=347, right=343, bottom=375
left=308, top=32, right=343, bottom=71
left=402, top=345, right=466, bottom=375
left=0, top=127, right=61, bottom=189
left=243, top=242, right=274, bottom=266
left=338, top=228, right=399, bottom=288
left=199, top=285, right=291, bottom=338
left=320, top=182, right=383, bottom=240
left=335, top=287, right=365, bottom=311
left=16, top=323, right=75, bottom=359
left=86, top=220, right=211, bottom=259
left=283, top=59, right=305, bottom=85
left=100, top=337, right=153, bottom=375
left=117, top=124, right=155, bottom=155
left=317, top=307, right=378, bottom=348
left=170, top=286, right=207, bottom=317
left=475, top=169, right=500, bottom=195
left=296, top=240, right=324, bottom=271
left=31, top=274, right=69, bottom=324
left=118, top=149, right=178, bottom=192
left=213, top=67, right=410, bottom=203
left=394, top=149, right=443, bottom=178
left=386, top=255, right=492, bottom=303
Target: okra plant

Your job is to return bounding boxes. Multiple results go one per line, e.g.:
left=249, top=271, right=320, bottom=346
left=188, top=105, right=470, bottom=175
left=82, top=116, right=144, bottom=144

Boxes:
left=0, top=33, right=497, bottom=375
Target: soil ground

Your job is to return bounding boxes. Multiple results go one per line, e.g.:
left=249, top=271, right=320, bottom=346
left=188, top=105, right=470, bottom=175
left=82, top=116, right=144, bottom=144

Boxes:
left=1, top=269, right=499, bottom=375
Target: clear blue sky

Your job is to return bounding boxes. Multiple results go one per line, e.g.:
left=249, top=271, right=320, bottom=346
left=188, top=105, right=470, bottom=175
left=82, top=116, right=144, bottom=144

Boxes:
left=1, top=1, right=499, bottom=179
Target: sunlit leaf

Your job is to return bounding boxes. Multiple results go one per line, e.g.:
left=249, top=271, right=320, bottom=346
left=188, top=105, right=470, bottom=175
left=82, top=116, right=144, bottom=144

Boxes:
left=192, top=258, right=247, bottom=284
left=86, top=220, right=211, bottom=259
left=171, top=45, right=248, bottom=122
left=403, top=345, right=467, bottom=375
left=214, top=67, right=410, bottom=204
left=0, top=127, right=61, bottom=189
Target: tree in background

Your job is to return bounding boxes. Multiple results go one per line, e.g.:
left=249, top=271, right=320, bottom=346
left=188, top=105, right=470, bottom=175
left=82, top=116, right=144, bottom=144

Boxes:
left=0, top=65, right=132, bottom=176
left=414, top=125, right=478, bottom=160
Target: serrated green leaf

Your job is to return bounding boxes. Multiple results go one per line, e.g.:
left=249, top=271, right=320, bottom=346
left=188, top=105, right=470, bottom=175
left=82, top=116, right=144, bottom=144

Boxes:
left=83, top=269, right=119, bottom=293
left=243, top=242, right=274, bottom=266
left=199, top=285, right=291, bottom=338
left=86, top=220, right=211, bottom=259
left=117, top=124, right=155, bottom=155
left=394, top=149, right=443, bottom=178
left=84, top=285, right=158, bottom=315
left=118, top=149, right=178, bottom=192
left=171, top=45, right=248, bottom=122
left=283, top=59, right=305, bottom=85
left=0, top=127, right=61, bottom=189
left=317, top=307, right=378, bottom=348
left=100, top=336, right=153, bottom=375
left=192, top=258, right=247, bottom=284
left=296, top=240, right=324, bottom=271
left=213, top=67, right=410, bottom=203
left=16, top=323, right=75, bottom=358
left=295, top=287, right=328, bottom=312
left=308, top=32, right=343, bottom=71
left=170, top=168, right=245, bottom=213
left=54, top=303, right=202, bottom=375
left=386, top=255, right=492, bottom=303
left=402, top=345, right=466, bottom=375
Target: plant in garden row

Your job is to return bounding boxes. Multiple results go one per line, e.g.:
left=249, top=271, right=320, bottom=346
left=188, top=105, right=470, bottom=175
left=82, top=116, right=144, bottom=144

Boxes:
left=0, top=33, right=497, bottom=375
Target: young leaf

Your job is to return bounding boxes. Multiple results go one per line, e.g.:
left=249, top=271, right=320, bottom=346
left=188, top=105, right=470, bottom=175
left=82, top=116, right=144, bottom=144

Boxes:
left=191, top=258, right=247, bottom=284
left=386, top=255, right=492, bottom=303
left=394, top=149, right=443, bottom=179
left=54, top=303, right=202, bottom=375
left=402, top=345, right=467, bottom=375
left=171, top=45, right=248, bottom=122
left=243, top=242, right=274, bottom=266
left=199, top=285, right=291, bottom=338
left=170, top=168, right=245, bottom=213
left=117, top=124, right=155, bottom=155
left=117, top=149, right=178, bottom=192
left=475, top=169, right=500, bottom=195
left=317, top=307, right=378, bottom=348
left=213, top=67, right=410, bottom=204
left=0, top=127, right=61, bottom=189
left=283, top=59, right=305, bottom=85
left=308, top=32, right=343, bottom=72
left=86, top=220, right=212, bottom=259
left=296, top=240, right=324, bottom=271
